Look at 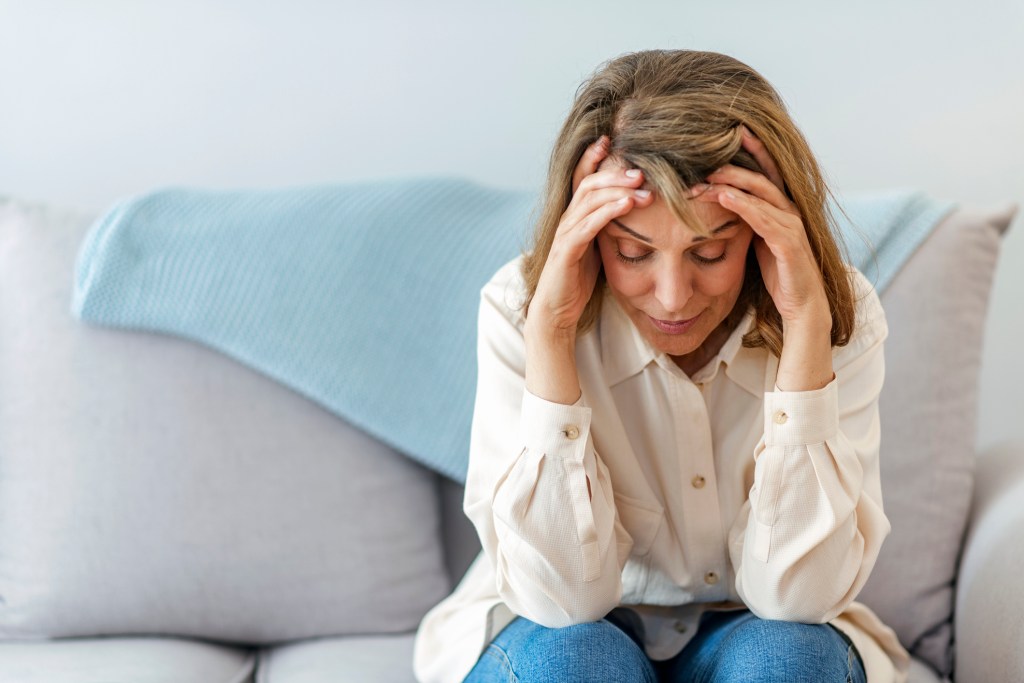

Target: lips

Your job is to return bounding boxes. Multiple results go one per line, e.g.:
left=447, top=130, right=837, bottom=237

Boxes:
left=648, top=311, right=702, bottom=335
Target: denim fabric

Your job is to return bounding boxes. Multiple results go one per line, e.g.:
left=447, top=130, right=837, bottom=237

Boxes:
left=463, top=608, right=866, bottom=682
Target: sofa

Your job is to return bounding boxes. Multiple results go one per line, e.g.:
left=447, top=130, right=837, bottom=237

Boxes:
left=0, top=187, right=1019, bottom=683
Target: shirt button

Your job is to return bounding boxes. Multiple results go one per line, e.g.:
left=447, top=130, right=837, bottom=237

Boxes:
left=704, top=571, right=719, bottom=585
left=673, top=620, right=688, bottom=633
left=564, top=426, right=580, bottom=440
left=691, top=475, right=706, bottom=489
left=773, top=410, right=788, bottom=425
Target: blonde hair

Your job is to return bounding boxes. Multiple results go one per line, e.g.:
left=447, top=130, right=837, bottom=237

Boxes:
left=520, top=49, right=856, bottom=355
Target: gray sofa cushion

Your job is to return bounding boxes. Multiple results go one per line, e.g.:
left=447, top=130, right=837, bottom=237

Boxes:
left=858, top=203, right=1015, bottom=678
left=256, top=634, right=416, bottom=683
left=0, top=637, right=257, bottom=683
left=0, top=198, right=450, bottom=643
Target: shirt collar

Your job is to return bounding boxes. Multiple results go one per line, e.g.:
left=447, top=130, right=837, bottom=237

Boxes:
left=599, top=292, right=765, bottom=397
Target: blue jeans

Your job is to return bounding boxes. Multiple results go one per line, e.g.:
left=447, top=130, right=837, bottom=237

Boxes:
left=463, top=607, right=866, bottom=682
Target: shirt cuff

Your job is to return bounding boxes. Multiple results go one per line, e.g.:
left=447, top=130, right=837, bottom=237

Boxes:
left=520, top=388, right=592, bottom=463
left=763, top=377, right=839, bottom=447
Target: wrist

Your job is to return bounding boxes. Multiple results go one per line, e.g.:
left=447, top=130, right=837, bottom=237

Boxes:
left=777, top=307, right=833, bottom=392
left=525, top=316, right=577, bottom=350
left=782, top=302, right=832, bottom=339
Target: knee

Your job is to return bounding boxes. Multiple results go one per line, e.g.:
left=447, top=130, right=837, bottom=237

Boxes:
left=716, top=618, right=853, bottom=682
left=509, top=618, right=655, bottom=682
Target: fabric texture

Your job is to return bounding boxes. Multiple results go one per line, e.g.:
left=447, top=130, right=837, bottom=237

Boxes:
left=413, top=255, right=910, bottom=683
left=70, top=179, right=954, bottom=483
left=0, top=198, right=450, bottom=643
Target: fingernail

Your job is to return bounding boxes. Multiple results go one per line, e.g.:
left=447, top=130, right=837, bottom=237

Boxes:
left=626, top=169, right=642, bottom=178
left=635, top=189, right=651, bottom=198
left=691, top=183, right=710, bottom=192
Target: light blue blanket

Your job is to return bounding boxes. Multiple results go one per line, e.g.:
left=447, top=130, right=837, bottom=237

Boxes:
left=71, top=178, right=954, bottom=483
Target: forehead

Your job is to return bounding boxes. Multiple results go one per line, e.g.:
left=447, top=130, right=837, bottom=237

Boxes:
left=620, top=197, right=732, bottom=243
left=595, top=158, right=733, bottom=237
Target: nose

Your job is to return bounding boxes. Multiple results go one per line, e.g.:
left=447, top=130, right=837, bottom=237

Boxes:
left=653, top=262, right=693, bottom=317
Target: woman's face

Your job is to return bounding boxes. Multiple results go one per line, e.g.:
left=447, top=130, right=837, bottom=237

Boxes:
left=594, top=174, right=754, bottom=369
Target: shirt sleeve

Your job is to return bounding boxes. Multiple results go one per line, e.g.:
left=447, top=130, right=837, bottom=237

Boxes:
left=462, top=266, right=632, bottom=628
left=728, top=269, right=892, bottom=623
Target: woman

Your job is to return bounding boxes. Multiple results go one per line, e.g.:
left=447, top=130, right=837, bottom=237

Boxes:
left=414, top=49, right=910, bottom=683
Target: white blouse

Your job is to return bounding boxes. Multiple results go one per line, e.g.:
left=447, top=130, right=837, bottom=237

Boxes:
left=413, top=255, right=910, bottom=683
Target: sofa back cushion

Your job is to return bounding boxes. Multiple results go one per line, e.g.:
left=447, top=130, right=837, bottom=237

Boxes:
left=857, top=203, right=1014, bottom=677
left=0, top=199, right=450, bottom=644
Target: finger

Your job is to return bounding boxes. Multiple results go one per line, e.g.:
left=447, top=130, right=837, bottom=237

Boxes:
left=559, top=193, right=642, bottom=261
left=712, top=188, right=804, bottom=253
left=562, top=185, right=653, bottom=238
left=580, top=193, right=639, bottom=241
left=703, top=164, right=793, bottom=213
left=574, top=166, right=647, bottom=199
left=571, top=136, right=611, bottom=194
left=738, top=124, right=785, bottom=193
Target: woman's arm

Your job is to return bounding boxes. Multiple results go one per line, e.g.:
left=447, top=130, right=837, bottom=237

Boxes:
left=728, top=271, right=891, bottom=622
left=461, top=268, right=632, bottom=627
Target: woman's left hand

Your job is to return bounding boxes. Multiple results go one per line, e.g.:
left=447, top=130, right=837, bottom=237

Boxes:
left=693, top=125, right=831, bottom=330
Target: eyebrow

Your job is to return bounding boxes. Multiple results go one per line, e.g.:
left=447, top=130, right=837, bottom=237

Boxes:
left=610, top=218, right=740, bottom=244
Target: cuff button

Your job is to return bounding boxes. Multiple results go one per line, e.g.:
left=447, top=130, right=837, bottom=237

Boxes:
left=564, top=425, right=581, bottom=440
left=773, top=410, right=788, bottom=425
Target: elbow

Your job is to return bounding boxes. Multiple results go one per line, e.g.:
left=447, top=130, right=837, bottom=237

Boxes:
left=496, top=571, right=623, bottom=628
left=738, top=557, right=861, bottom=624
left=743, top=596, right=841, bottom=624
left=502, top=592, right=622, bottom=629
left=739, top=566, right=859, bottom=624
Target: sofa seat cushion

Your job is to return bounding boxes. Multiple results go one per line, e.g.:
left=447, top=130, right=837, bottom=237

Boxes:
left=256, top=634, right=415, bottom=683
left=0, top=636, right=256, bottom=683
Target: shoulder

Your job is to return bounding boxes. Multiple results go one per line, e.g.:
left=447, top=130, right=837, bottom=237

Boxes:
left=480, top=253, right=530, bottom=329
left=833, top=265, right=888, bottom=365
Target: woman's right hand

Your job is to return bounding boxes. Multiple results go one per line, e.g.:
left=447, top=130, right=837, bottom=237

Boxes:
left=526, top=136, right=654, bottom=341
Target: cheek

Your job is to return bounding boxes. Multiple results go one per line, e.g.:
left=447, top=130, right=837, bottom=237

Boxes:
left=697, top=246, right=751, bottom=298
left=701, top=261, right=746, bottom=295
left=598, top=240, right=650, bottom=298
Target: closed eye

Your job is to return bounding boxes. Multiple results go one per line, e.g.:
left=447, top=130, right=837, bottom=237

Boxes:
left=692, top=251, right=727, bottom=265
left=615, top=250, right=652, bottom=265
left=615, top=248, right=727, bottom=266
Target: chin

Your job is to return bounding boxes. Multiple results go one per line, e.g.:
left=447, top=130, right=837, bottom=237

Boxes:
left=650, top=334, right=704, bottom=357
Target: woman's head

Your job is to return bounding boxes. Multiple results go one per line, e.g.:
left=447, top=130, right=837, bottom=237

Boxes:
left=521, top=49, right=855, bottom=357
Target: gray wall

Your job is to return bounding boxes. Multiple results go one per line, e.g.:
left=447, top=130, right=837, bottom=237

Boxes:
left=2, top=0, right=1021, bottom=447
